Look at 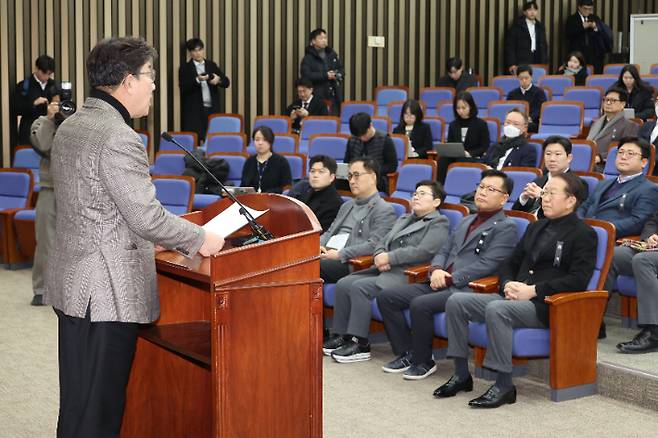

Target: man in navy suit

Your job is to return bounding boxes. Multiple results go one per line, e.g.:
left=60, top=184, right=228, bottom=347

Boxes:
left=483, top=109, right=537, bottom=169
left=578, top=137, right=658, bottom=238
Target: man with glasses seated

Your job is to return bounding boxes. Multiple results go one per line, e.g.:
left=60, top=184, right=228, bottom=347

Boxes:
left=377, top=169, right=517, bottom=379
left=578, top=137, right=658, bottom=239
left=323, top=180, right=449, bottom=363
left=587, top=87, right=639, bottom=166
left=435, top=172, right=596, bottom=408
left=483, top=109, right=537, bottom=170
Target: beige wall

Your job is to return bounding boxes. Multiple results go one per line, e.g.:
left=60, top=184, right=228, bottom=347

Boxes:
left=1, top=0, right=657, bottom=166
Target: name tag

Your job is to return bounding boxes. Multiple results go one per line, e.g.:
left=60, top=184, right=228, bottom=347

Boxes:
left=474, top=231, right=489, bottom=255
left=554, top=241, right=564, bottom=267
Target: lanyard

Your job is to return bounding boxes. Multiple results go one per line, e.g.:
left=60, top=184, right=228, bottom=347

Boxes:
left=257, top=159, right=269, bottom=193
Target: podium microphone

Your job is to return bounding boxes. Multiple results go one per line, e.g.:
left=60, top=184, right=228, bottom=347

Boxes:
left=160, top=132, right=274, bottom=242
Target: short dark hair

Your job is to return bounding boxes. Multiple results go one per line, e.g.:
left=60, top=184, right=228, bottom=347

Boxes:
left=252, top=125, right=275, bottom=146
left=185, top=38, right=204, bottom=52
left=309, top=28, right=326, bottom=41
left=349, top=112, right=372, bottom=137
left=87, top=37, right=157, bottom=88
left=543, top=135, right=573, bottom=155
left=552, top=172, right=588, bottom=207
left=605, top=86, right=629, bottom=103
left=516, top=64, right=533, bottom=77
left=35, top=55, right=55, bottom=73
left=294, top=77, right=313, bottom=89
left=349, top=157, right=380, bottom=178
left=415, top=180, right=446, bottom=204
left=309, top=154, right=338, bottom=174
left=577, top=0, right=594, bottom=6
left=446, top=57, right=463, bottom=71
left=453, top=91, right=478, bottom=119
left=522, top=1, right=539, bottom=11
left=481, top=169, right=514, bottom=195
left=618, top=136, right=651, bottom=159
left=507, top=108, right=529, bottom=126
left=399, top=99, right=424, bottom=126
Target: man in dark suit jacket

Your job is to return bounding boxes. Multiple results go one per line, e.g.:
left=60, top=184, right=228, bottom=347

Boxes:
left=15, top=55, right=56, bottom=145
left=300, top=28, right=344, bottom=115
left=285, top=77, right=328, bottom=133
left=565, top=0, right=612, bottom=74
left=179, top=38, right=230, bottom=142
left=484, top=108, right=537, bottom=169
left=504, top=1, right=548, bottom=74
left=435, top=172, right=596, bottom=408
left=639, top=115, right=658, bottom=156
left=506, top=65, right=547, bottom=133
left=378, top=170, right=518, bottom=380
left=578, top=137, right=658, bottom=238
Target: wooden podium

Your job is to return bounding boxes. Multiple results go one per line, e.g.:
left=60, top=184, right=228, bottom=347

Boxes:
left=121, top=194, right=323, bottom=438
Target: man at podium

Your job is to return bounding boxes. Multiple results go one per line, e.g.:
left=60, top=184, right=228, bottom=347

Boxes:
left=45, top=37, right=224, bottom=437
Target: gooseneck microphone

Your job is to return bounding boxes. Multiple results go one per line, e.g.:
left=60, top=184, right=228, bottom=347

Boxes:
left=160, top=132, right=274, bottom=242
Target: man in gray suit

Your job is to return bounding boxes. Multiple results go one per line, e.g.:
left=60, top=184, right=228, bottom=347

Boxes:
left=324, top=181, right=450, bottom=363
left=588, top=87, right=639, bottom=163
left=45, top=37, right=224, bottom=437
left=378, top=169, right=518, bottom=379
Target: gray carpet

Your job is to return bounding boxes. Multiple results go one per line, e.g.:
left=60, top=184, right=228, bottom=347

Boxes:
left=2, top=268, right=658, bottom=437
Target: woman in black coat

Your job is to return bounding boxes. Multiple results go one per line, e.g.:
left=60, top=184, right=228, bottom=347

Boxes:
left=240, top=126, right=292, bottom=193
left=392, top=99, right=433, bottom=159
left=503, top=2, right=548, bottom=74
left=437, top=91, right=490, bottom=183
left=614, top=64, right=655, bottom=121
left=556, top=51, right=588, bottom=86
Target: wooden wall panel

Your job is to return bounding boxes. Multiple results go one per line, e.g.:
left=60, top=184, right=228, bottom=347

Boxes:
left=1, top=0, right=657, bottom=166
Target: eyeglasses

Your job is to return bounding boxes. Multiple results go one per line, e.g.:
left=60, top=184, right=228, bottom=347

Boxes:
left=412, top=190, right=435, bottom=198
left=347, top=171, right=373, bottom=181
left=135, top=69, right=156, bottom=82
left=617, top=149, right=642, bottom=158
left=602, top=98, right=621, bottom=104
left=540, top=189, right=570, bottom=199
left=476, top=183, right=506, bottom=195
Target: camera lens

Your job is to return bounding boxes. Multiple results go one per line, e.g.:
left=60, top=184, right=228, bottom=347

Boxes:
left=59, top=101, right=76, bottom=117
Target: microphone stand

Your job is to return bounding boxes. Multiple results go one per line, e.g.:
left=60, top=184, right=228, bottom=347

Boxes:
left=160, top=132, right=274, bottom=243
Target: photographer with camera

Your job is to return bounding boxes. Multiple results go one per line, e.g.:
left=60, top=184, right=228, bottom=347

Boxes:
left=285, top=77, right=328, bottom=134
left=300, top=28, right=344, bottom=116
left=15, top=55, right=56, bottom=145
left=28, top=82, right=75, bottom=306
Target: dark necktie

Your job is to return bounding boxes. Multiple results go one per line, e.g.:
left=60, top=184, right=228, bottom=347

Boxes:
left=302, top=101, right=308, bottom=110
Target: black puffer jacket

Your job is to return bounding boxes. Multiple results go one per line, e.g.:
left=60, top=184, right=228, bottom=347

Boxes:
left=300, top=45, right=344, bottom=109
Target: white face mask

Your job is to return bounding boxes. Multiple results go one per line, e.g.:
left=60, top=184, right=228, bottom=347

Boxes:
left=503, top=124, right=522, bottom=139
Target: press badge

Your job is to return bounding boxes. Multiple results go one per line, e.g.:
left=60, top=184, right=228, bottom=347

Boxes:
left=554, top=241, right=564, bottom=267
left=474, top=231, right=489, bottom=255
left=619, top=193, right=627, bottom=211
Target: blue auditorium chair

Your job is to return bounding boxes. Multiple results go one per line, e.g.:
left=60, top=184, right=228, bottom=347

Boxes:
left=491, top=76, right=520, bottom=96
left=150, top=152, right=186, bottom=176
left=419, top=87, right=454, bottom=117
left=539, top=75, right=575, bottom=100
left=437, top=102, right=455, bottom=124
left=206, top=133, right=246, bottom=154
left=574, top=171, right=603, bottom=196
left=529, top=64, right=547, bottom=83
left=487, top=100, right=530, bottom=127
left=389, top=160, right=437, bottom=201
left=307, top=133, right=349, bottom=164
left=372, top=116, right=392, bottom=134
left=569, top=140, right=597, bottom=173
left=503, top=167, right=542, bottom=209
left=340, top=101, right=376, bottom=134
left=563, top=86, right=602, bottom=127
left=281, top=153, right=306, bottom=181
left=603, top=64, right=638, bottom=76
left=531, top=101, right=584, bottom=140
left=13, top=147, right=41, bottom=190
left=207, top=152, right=248, bottom=186
left=387, top=101, right=406, bottom=130
left=466, top=87, right=503, bottom=117
left=207, top=113, right=243, bottom=134
left=374, top=86, right=408, bottom=116
left=152, top=175, right=195, bottom=215
left=586, top=75, right=617, bottom=92
left=298, top=116, right=340, bottom=154
left=159, top=131, right=197, bottom=152
left=443, top=162, right=488, bottom=204
left=483, top=117, right=500, bottom=145
left=389, top=134, right=409, bottom=167
left=424, top=117, right=446, bottom=146
left=253, top=115, right=292, bottom=134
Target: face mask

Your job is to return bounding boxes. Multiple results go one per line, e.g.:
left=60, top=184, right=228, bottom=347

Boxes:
left=503, top=124, right=522, bottom=139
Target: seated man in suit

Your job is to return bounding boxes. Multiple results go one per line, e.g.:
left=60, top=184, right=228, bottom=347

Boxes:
left=287, top=154, right=342, bottom=232
left=323, top=181, right=450, bottom=363
left=587, top=87, right=640, bottom=164
left=513, top=135, right=588, bottom=217
left=320, top=157, right=397, bottom=286
left=285, top=77, right=328, bottom=134
left=578, top=137, right=658, bottom=238
left=378, top=170, right=518, bottom=379
left=506, top=65, right=547, bottom=133
left=607, top=212, right=658, bottom=353
left=435, top=172, right=596, bottom=408
left=483, top=108, right=537, bottom=170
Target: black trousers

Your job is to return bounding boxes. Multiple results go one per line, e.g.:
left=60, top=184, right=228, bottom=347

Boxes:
left=55, top=308, right=139, bottom=438
left=320, top=259, right=351, bottom=284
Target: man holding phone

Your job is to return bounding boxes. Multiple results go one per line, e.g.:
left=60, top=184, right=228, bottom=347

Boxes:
left=285, top=77, right=328, bottom=133
left=179, top=38, right=230, bottom=142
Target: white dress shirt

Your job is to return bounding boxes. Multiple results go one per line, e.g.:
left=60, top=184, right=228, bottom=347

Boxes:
left=193, top=59, right=212, bottom=107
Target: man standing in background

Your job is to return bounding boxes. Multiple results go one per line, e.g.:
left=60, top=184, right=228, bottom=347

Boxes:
left=301, top=28, right=344, bottom=115
left=15, top=55, right=56, bottom=145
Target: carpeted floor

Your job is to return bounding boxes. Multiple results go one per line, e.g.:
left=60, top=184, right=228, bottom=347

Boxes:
left=2, top=268, right=658, bottom=437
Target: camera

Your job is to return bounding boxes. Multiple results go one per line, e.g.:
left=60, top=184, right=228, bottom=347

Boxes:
left=59, top=81, right=76, bottom=117
left=334, top=72, right=344, bottom=84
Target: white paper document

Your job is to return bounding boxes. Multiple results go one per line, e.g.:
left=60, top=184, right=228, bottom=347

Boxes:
left=202, top=202, right=269, bottom=238
left=326, top=233, right=349, bottom=251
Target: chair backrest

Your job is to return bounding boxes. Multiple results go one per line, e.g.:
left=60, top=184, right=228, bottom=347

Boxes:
left=424, top=117, right=445, bottom=144
left=527, top=140, right=543, bottom=168
left=491, top=76, right=520, bottom=96
left=0, top=169, right=33, bottom=210
left=487, top=100, right=530, bottom=126
left=642, top=75, right=658, bottom=93
left=389, top=134, right=409, bottom=166
left=151, top=152, right=186, bottom=175
left=570, top=139, right=597, bottom=172
left=536, top=101, right=584, bottom=138
left=253, top=115, right=292, bottom=134
left=307, top=133, right=350, bottom=162
left=386, top=198, right=409, bottom=218
left=443, top=162, right=488, bottom=204
left=505, top=210, right=537, bottom=239
left=563, top=86, right=603, bottom=127
left=419, top=87, right=455, bottom=115
left=299, top=116, right=340, bottom=140
left=390, top=160, right=437, bottom=200
left=651, top=64, right=658, bottom=75
left=206, top=133, right=246, bottom=154
left=482, top=117, right=501, bottom=144
left=465, top=87, right=503, bottom=117
left=281, top=153, right=306, bottom=180
left=152, top=175, right=195, bottom=215
left=603, top=144, right=656, bottom=178
left=207, top=113, right=244, bottom=134
left=437, top=102, right=455, bottom=124
left=340, top=101, right=376, bottom=130
left=372, top=116, right=392, bottom=134
left=159, top=131, right=197, bottom=152
left=529, top=64, right=548, bottom=83
left=374, top=86, right=409, bottom=116
left=585, top=75, right=617, bottom=92
left=13, top=148, right=41, bottom=182
left=387, top=101, right=406, bottom=129
left=272, top=133, right=298, bottom=154
left=538, top=75, right=575, bottom=100
left=574, top=171, right=604, bottom=195
left=503, top=167, right=543, bottom=209
left=207, top=152, right=248, bottom=184
left=439, top=203, right=470, bottom=233
left=603, top=64, right=639, bottom=76
left=136, top=130, right=150, bottom=150
left=583, top=218, right=616, bottom=290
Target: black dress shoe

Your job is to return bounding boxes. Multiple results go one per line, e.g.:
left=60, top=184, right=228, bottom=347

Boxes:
left=617, top=329, right=658, bottom=354
left=433, top=375, right=473, bottom=398
left=468, top=384, right=516, bottom=408
left=30, top=295, right=44, bottom=306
